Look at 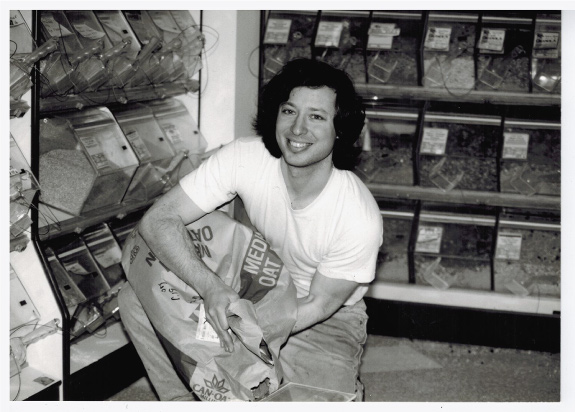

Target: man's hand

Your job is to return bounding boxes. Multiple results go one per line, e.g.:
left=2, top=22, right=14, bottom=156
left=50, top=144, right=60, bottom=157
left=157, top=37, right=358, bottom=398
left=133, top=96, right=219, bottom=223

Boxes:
left=202, top=281, right=240, bottom=352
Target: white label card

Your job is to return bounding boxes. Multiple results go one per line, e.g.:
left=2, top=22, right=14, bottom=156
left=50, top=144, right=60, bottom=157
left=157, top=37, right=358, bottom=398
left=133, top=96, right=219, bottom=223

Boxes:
left=125, top=130, right=152, bottom=162
left=162, top=124, right=183, bottom=144
left=502, top=133, right=529, bottom=159
left=264, top=18, right=292, bottom=45
left=79, top=136, right=109, bottom=170
left=415, top=226, right=443, bottom=254
left=367, top=23, right=400, bottom=50
left=315, top=21, right=343, bottom=47
left=421, top=128, right=449, bottom=155
left=495, top=232, right=522, bottom=260
left=424, top=27, right=451, bottom=51
left=72, top=23, right=106, bottom=40
left=478, top=28, right=506, bottom=52
left=196, top=304, right=220, bottom=343
left=533, top=32, right=560, bottom=50
left=41, top=14, right=73, bottom=37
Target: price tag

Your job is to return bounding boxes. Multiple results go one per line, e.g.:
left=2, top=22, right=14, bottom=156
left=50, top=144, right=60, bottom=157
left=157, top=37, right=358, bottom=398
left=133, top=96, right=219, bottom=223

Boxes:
left=162, top=124, right=183, bottom=144
left=72, top=23, right=106, bottom=40
left=10, top=11, right=26, bottom=26
left=478, top=28, right=506, bottom=53
left=424, top=27, right=451, bottom=51
left=196, top=304, right=220, bottom=343
left=502, top=133, right=529, bottom=160
left=367, top=23, right=400, bottom=50
left=315, top=21, right=343, bottom=47
left=63, top=261, right=90, bottom=275
left=533, top=32, right=560, bottom=50
left=495, top=231, right=522, bottom=260
left=415, top=226, right=443, bottom=254
left=420, top=128, right=449, bottom=155
left=79, top=136, right=109, bottom=170
left=125, top=130, right=152, bottom=162
left=41, top=14, right=73, bottom=37
left=264, top=18, right=292, bottom=45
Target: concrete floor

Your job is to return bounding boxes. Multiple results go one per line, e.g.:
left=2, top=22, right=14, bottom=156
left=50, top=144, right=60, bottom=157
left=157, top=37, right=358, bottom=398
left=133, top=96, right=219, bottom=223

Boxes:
left=106, top=334, right=560, bottom=402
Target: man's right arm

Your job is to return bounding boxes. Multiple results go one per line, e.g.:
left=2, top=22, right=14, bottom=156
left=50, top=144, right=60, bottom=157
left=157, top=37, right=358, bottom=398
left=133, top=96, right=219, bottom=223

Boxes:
left=138, top=184, right=239, bottom=352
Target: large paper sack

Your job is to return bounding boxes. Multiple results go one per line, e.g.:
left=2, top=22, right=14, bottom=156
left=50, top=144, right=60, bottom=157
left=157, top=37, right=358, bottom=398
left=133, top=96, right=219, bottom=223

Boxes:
left=121, top=211, right=297, bottom=401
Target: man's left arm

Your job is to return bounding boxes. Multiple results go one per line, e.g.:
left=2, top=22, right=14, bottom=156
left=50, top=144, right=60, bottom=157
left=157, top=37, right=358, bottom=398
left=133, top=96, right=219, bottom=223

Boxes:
left=291, top=272, right=359, bottom=334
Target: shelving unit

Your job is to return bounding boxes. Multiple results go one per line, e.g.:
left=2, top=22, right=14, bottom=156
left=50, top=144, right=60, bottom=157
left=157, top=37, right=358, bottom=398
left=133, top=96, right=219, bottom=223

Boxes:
left=259, top=10, right=561, bottom=350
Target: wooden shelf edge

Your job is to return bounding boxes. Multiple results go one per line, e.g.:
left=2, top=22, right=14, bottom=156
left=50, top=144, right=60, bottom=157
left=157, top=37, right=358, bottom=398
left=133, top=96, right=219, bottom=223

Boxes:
left=366, top=183, right=561, bottom=211
left=366, top=281, right=560, bottom=316
left=39, top=79, right=200, bottom=114
left=356, top=84, right=561, bottom=107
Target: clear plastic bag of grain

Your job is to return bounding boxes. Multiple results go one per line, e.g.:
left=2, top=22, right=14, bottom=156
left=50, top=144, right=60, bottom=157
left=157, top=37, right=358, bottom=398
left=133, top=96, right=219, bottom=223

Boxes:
left=39, top=107, right=140, bottom=216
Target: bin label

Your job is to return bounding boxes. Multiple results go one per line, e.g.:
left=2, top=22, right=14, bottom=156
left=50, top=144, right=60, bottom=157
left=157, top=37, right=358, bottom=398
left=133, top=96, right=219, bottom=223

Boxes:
left=148, top=11, right=180, bottom=33
left=264, top=18, right=292, bottom=45
left=478, top=29, right=506, bottom=53
left=162, top=124, right=183, bottom=144
left=315, top=21, right=343, bottom=47
left=78, top=136, right=110, bottom=170
left=72, top=23, right=106, bottom=40
left=196, top=303, right=221, bottom=343
left=415, top=226, right=443, bottom=254
left=41, top=14, right=73, bottom=37
left=502, top=133, right=529, bottom=159
left=367, top=23, right=400, bottom=50
left=125, top=130, right=152, bottom=162
left=424, top=27, right=451, bottom=51
left=421, top=127, right=449, bottom=155
left=495, top=231, right=522, bottom=260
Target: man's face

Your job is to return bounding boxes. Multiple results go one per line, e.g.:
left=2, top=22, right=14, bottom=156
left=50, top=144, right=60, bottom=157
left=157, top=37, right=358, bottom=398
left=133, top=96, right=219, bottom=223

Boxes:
left=275, top=86, right=337, bottom=169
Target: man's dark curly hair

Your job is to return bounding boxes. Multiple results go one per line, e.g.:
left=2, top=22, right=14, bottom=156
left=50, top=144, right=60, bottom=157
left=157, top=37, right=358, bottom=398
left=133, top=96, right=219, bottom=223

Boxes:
left=252, top=58, right=365, bottom=170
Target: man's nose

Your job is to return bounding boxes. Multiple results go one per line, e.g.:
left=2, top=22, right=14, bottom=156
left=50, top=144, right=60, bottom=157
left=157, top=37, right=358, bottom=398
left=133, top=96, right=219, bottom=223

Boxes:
left=291, top=114, right=307, bottom=136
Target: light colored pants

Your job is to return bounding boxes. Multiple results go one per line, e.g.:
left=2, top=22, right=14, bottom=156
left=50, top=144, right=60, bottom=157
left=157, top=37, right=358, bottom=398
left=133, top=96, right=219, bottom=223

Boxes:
left=118, top=281, right=367, bottom=401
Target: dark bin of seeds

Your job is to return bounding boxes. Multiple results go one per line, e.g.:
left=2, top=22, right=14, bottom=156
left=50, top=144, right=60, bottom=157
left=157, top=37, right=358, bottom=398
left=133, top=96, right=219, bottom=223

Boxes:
left=112, top=103, right=178, bottom=204
left=355, top=107, right=418, bottom=186
left=500, top=117, right=560, bottom=197
left=418, top=109, right=500, bottom=192
left=39, top=107, right=140, bottom=217
left=82, top=223, right=126, bottom=291
left=494, top=209, right=560, bottom=298
left=476, top=12, right=533, bottom=93
left=413, top=203, right=496, bottom=291
left=375, top=199, right=417, bottom=284
left=422, top=11, right=478, bottom=90
left=313, top=11, right=369, bottom=85
left=531, top=13, right=561, bottom=94
left=146, top=97, right=207, bottom=182
left=366, top=11, right=422, bottom=87
left=262, top=10, right=318, bottom=84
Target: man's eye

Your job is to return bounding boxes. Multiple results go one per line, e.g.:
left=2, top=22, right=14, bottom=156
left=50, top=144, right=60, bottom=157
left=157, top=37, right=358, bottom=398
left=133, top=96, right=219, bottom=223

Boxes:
left=311, top=114, right=325, bottom=120
left=281, top=108, right=295, bottom=115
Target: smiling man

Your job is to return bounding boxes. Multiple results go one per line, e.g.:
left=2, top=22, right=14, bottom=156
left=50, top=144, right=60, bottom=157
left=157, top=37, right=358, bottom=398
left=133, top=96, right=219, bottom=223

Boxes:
left=118, top=58, right=383, bottom=401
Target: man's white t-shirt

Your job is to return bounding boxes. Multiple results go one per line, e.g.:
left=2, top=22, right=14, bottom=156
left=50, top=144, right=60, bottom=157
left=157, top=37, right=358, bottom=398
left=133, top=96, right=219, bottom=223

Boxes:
left=179, top=137, right=383, bottom=306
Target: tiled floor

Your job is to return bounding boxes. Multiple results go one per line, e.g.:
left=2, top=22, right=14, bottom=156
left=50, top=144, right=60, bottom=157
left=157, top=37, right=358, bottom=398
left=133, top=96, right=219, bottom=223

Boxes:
left=107, top=334, right=560, bottom=402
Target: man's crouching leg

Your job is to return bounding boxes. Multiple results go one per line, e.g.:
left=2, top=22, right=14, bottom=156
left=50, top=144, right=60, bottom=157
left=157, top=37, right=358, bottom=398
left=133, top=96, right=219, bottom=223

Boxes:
left=118, top=282, right=194, bottom=401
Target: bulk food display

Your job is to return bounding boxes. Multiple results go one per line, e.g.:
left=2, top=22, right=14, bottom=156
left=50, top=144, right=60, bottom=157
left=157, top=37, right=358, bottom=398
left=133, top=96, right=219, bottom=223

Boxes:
left=499, top=118, right=560, bottom=197
left=418, top=110, right=500, bottom=192
left=375, top=199, right=417, bottom=284
left=314, top=11, right=369, bottom=85
left=494, top=210, right=560, bottom=298
left=476, top=12, right=533, bottom=93
left=422, top=11, right=477, bottom=90
left=111, top=103, right=178, bottom=204
left=366, top=11, right=422, bottom=86
left=39, top=107, right=139, bottom=216
left=355, top=108, right=417, bottom=185
left=414, top=205, right=496, bottom=291
left=531, top=13, right=561, bottom=94
left=146, top=97, right=207, bottom=180
left=262, top=11, right=317, bottom=84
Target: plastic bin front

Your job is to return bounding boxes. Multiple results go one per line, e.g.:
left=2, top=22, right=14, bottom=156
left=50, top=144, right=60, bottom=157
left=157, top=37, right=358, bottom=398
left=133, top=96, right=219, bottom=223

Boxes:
left=314, top=11, right=369, bottom=85
left=39, top=107, right=140, bottom=216
left=494, top=211, right=560, bottom=298
left=147, top=97, right=207, bottom=181
left=531, top=13, right=561, bottom=94
left=422, top=11, right=478, bottom=90
left=476, top=12, right=533, bottom=92
left=375, top=199, right=417, bottom=284
left=413, top=205, right=495, bottom=291
left=355, top=108, right=418, bottom=185
left=367, top=11, right=423, bottom=86
left=262, top=11, right=318, bottom=84
left=418, top=111, right=500, bottom=192
left=500, top=118, right=560, bottom=196
left=82, top=223, right=126, bottom=291
left=94, top=10, right=142, bottom=60
left=112, top=103, right=178, bottom=203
